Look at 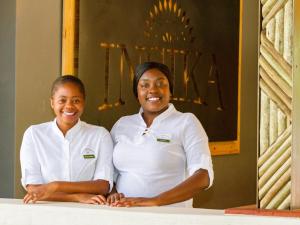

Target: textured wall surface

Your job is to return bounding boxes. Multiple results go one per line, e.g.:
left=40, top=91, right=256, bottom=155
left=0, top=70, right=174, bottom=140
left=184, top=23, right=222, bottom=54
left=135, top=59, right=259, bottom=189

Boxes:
left=258, top=0, right=293, bottom=210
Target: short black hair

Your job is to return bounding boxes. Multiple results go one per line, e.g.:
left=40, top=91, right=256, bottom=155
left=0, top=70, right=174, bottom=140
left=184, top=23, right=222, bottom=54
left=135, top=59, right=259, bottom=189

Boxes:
left=51, top=75, right=86, bottom=99
left=133, top=61, right=173, bottom=98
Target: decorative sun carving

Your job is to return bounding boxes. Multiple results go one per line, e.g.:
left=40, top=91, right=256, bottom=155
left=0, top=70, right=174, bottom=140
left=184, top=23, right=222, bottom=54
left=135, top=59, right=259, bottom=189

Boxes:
left=144, top=0, right=195, bottom=46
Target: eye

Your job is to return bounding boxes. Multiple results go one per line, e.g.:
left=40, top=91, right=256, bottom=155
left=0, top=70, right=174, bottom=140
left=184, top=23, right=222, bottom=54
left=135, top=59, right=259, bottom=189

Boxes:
left=156, top=81, right=163, bottom=88
left=57, top=98, right=66, bottom=104
left=156, top=80, right=168, bottom=88
left=140, top=82, right=150, bottom=89
left=72, top=98, right=81, bottom=104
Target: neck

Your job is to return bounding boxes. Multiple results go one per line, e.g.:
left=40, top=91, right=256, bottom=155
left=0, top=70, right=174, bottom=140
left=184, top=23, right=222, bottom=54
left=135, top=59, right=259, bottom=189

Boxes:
left=142, top=105, right=169, bottom=127
left=56, top=120, right=78, bottom=136
left=142, top=113, right=156, bottom=127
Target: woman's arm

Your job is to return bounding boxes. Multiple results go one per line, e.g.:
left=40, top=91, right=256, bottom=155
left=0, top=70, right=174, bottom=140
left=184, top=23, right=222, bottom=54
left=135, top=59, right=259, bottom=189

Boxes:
left=113, top=169, right=209, bottom=207
left=25, top=179, right=109, bottom=202
left=23, top=190, right=106, bottom=204
left=48, top=179, right=110, bottom=194
left=154, top=169, right=209, bottom=205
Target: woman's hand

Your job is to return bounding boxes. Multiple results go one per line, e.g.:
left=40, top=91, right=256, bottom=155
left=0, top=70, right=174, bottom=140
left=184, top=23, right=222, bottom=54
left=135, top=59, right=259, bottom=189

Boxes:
left=23, top=183, right=57, bottom=203
left=107, top=192, right=125, bottom=205
left=111, top=197, right=159, bottom=207
left=23, top=192, right=38, bottom=204
left=76, top=194, right=107, bottom=205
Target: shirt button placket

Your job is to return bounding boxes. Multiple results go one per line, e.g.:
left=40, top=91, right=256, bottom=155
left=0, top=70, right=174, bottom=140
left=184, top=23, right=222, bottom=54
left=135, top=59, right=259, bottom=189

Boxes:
left=64, top=139, right=71, bottom=181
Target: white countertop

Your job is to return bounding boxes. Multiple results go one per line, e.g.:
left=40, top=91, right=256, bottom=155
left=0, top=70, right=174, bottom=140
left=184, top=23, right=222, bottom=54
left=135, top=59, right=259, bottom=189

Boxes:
left=0, top=198, right=299, bottom=225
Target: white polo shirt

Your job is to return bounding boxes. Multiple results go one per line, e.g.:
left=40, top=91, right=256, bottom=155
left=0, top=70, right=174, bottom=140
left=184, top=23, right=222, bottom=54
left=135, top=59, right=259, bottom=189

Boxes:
left=20, top=119, right=114, bottom=191
left=111, top=104, right=214, bottom=207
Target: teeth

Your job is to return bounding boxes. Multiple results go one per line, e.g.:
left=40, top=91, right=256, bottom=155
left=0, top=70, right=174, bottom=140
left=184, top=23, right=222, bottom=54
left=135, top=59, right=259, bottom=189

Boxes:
left=63, top=112, right=75, bottom=116
left=148, top=97, right=160, bottom=101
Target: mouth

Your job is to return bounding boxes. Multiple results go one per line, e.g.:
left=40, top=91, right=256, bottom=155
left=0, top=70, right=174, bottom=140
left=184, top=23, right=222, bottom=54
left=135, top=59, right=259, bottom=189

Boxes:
left=146, top=97, right=162, bottom=102
left=63, top=111, right=77, bottom=116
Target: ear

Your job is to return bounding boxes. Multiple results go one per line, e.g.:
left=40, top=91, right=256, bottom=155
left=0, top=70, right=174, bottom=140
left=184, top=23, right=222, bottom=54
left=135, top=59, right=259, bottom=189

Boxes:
left=50, top=97, right=54, bottom=109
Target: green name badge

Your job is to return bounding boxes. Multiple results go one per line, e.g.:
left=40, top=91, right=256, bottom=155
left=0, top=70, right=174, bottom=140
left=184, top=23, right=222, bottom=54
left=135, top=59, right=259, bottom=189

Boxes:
left=157, top=138, right=170, bottom=143
left=83, top=154, right=95, bottom=159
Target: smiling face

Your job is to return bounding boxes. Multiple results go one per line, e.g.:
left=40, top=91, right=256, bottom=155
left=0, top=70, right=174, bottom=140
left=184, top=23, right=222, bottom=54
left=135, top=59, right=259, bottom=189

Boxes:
left=137, top=68, right=171, bottom=119
left=50, top=82, right=85, bottom=134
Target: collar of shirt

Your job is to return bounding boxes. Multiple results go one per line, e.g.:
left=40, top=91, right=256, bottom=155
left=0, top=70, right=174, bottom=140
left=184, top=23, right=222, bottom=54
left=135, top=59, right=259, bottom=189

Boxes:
left=138, top=103, right=176, bottom=128
left=51, top=118, right=82, bottom=141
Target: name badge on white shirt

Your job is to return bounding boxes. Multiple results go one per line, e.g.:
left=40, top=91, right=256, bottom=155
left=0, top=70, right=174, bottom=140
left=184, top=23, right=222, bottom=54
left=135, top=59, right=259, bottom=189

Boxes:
left=156, top=134, right=171, bottom=143
left=82, top=148, right=95, bottom=159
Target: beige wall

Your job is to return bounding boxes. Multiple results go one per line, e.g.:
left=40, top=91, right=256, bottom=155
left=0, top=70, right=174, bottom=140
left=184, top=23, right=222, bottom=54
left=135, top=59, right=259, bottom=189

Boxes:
left=13, top=0, right=259, bottom=209
left=14, top=0, right=62, bottom=197
left=0, top=0, right=16, bottom=197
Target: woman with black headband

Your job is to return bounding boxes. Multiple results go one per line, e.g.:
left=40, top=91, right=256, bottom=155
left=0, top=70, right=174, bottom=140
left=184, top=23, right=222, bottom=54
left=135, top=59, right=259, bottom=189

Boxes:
left=92, top=61, right=214, bottom=207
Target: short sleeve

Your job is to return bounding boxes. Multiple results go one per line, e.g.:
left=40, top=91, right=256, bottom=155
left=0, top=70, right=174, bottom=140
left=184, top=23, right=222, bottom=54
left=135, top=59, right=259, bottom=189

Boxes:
left=93, top=129, right=114, bottom=192
left=110, top=120, right=120, bottom=183
left=182, top=114, right=214, bottom=188
left=20, top=127, right=44, bottom=189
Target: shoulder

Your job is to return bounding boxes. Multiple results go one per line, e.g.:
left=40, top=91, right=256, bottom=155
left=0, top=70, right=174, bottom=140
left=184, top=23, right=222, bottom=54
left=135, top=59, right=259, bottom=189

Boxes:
left=181, top=112, right=200, bottom=123
left=113, top=113, right=139, bottom=128
left=171, top=111, right=207, bottom=135
left=117, top=113, right=139, bottom=124
left=80, top=121, right=110, bottom=136
left=26, top=121, right=53, bottom=134
left=167, top=110, right=199, bottom=124
left=110, top=113, right=139, bottom=137
left=22, top=121, right=53, bottom=142
left=180, top=112, right=205, bottom=129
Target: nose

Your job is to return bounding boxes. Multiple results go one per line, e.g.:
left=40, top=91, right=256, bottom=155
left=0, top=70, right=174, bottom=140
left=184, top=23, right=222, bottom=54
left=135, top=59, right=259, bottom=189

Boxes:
left=65, top=99, right=75, bottom=108
left=149, top=83, right=159, bottom=93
